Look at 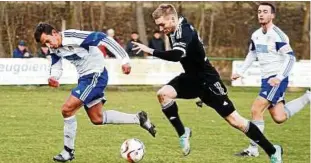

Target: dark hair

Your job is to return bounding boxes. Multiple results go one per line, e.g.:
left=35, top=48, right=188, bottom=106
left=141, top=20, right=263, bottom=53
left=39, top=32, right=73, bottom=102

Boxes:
left=131, top=31, right=138, bottom=34
left=260, top=2, right=276, bottom=13
left=153, top=30, right=161, bottom=34
left=34, top=22, right=56, bottom=43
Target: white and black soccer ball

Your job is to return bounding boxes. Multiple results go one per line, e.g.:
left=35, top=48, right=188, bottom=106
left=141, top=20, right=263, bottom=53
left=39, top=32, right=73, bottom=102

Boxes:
left=120, top=138, right=145, bottom=163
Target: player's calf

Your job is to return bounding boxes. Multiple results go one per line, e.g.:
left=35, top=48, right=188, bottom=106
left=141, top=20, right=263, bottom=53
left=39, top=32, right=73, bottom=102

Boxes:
left=270, top=115, right=286, bottom=124
left=225, top=111, right=249, bottom=132
left=87, top=103, right=104, bottom=125
left=226, top=111, right=279, bottom=159
left=279, top=90, right=311, bottom=120
left=90, top=118, right=103, bottom=125
left=61, top=95, right=83, bottom=118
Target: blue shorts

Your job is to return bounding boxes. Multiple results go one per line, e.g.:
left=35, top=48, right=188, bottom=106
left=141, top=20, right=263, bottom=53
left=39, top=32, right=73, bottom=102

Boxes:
left=259, top=75, right=288, bottom=105
left=71, top=68, right=108, bottom=109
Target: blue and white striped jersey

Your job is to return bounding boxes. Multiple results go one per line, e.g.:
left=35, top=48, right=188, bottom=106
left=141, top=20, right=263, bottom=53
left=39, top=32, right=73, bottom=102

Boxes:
left=49, top=29, right=130, bottom=79
left=237, top=25, right=295, bottom=81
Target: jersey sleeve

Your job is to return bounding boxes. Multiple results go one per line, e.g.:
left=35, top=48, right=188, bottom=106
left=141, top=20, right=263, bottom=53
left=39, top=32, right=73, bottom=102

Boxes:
left=274, top=33, right=296, bottom=81
left=49, top=53, right=63, bottom=80
left=79, top=31, right=130, bottom=65
left=172, top=24, right=193, bottom=57
left=236, top=39, right=257, bottom=76
left=99, top=37, right=130, bottom=65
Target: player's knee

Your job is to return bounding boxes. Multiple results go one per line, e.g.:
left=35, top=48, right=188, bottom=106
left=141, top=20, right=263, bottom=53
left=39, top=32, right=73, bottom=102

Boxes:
left=90, top=118, right=103, bottom=125
left=272, top=115, right=286, bottom=124
left=62, top=104, right=74, bottom=117
left=89, top=112, right=103, bottom=125
left=226, top=111, right=248, bottom=131
left=156, top=89, right=165, bottom=97
left=157, top=86, right=176, bottom=104
left=251, top=99, right=269, bottom=117
left=157, top=90, right=170, bottom=103
left=228, top=119, right=244, bottom=130
left=251, top=108, right=263, bottom=118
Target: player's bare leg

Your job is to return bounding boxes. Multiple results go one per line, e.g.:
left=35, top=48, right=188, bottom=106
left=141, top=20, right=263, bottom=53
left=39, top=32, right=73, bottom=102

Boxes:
left=235, top=96, right=269, bottom=157
left=157, top=85, right=191, bottom=156
left=86, top=102, right=156, bottom=137
left=269, top=103, right=287, bottom=124
left=270, top=90, right=311, bottom=123
left=53, top=95, right=82, bottom=162
left=237, top=90, right=311, bottom=157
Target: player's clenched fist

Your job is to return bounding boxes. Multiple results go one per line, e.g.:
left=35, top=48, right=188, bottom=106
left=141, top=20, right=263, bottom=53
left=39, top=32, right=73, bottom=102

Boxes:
left=48, top=77, right=60, bottom=88
left=267, top=77, right=281, bottom=87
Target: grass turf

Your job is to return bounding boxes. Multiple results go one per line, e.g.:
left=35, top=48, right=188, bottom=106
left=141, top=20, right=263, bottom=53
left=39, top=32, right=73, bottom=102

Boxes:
left=0, top=86, right=309, bottom=163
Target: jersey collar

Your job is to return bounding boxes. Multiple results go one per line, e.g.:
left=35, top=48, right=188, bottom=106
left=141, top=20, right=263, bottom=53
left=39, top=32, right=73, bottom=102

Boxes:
left=261, top=24, right=275, bottom=34
left=60, top=31, right=73, bottom=47
left=170, top=16, right=184, bottom=36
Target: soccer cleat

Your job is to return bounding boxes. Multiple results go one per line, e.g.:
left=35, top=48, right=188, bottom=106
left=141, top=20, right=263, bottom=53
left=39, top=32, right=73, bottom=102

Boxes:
left=138, top=111, right=156, bottom=137
left=179, top=127, right=192, bottom=156
left=234, top=147, right=259, bottom=157
left=53, top=146, right=75, bottom=162
left=270, top=145, right=283, bottom=163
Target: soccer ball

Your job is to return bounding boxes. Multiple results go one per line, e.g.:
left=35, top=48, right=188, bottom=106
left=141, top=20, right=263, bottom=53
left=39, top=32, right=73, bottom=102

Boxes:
left=120, top=138, right=145, bottom=163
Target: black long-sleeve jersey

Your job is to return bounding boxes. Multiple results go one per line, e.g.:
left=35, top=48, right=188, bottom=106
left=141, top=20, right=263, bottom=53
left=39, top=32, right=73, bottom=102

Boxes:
left=153, top=17, right=220, bottom=82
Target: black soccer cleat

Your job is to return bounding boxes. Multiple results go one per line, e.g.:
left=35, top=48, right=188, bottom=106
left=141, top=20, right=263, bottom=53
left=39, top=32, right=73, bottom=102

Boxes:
left=53, top=146, right=75, bottom=162
left=138, top=111, right=156, bottom=137
left=234, top=149, right=259, bottom=157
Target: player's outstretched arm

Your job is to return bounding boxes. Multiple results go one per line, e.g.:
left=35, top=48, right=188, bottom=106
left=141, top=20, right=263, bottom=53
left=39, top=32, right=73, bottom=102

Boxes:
left=48, top=53, right=63, bottom=88
left=132, top=41, right=183, bottom=62
left=231, top=51, right=257, bottom=80
left=233, top=40, right=257, bottom=80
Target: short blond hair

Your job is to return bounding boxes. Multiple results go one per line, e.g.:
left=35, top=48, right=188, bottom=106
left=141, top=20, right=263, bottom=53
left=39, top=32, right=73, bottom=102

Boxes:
left=152, top=4, right=177, bottom=19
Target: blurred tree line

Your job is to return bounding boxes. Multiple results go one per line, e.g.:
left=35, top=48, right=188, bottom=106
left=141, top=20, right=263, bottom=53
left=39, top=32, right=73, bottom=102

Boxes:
left=0, top=2, right=309, bottom=77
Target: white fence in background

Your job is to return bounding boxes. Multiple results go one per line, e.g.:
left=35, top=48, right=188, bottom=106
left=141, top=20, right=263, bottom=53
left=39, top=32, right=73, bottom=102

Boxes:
left=0, top=58, right=183, bottom=85
left=232, top=60, right=311, bottom=87
left=0, top=58, right=309, bottom=87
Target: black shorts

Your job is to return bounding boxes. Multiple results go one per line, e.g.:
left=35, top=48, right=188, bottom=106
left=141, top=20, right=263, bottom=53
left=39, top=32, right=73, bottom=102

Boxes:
left=167, top=73, right=235, bottom=117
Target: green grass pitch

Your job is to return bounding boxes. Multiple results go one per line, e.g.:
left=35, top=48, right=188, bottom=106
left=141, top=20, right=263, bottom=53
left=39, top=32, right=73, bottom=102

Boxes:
left=0, top=86, right=309, bottom=163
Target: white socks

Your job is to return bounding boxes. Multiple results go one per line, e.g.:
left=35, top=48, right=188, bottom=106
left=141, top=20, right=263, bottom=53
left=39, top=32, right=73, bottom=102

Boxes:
left=103, top=110, right=140, bottom=124
left=62, top=110, right=140, bottom=150
left=285, top=92, right=310, bottom=119
left=64, top=116, right=77, bottom=150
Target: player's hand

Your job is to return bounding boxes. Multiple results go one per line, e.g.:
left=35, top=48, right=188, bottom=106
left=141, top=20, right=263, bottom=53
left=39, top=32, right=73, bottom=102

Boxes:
left=231, top=73, right=241, bottom=81
left=122, top=63, right=131, bottom=75
left=132, top=42, right=153, bottom=54
left=48, top=77, right=60, bottom=88
left=268, top=77, right=281, bottom=87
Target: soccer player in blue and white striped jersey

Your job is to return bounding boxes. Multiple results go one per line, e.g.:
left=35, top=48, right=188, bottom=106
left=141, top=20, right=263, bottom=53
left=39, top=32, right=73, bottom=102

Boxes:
left=34, top=23, right=156, bottom=162
left=232, top=3, right=310, bottom=159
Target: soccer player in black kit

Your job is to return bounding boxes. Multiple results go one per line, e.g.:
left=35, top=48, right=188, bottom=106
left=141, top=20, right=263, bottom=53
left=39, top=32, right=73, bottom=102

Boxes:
left=132, top=4, right=283, bottom=163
